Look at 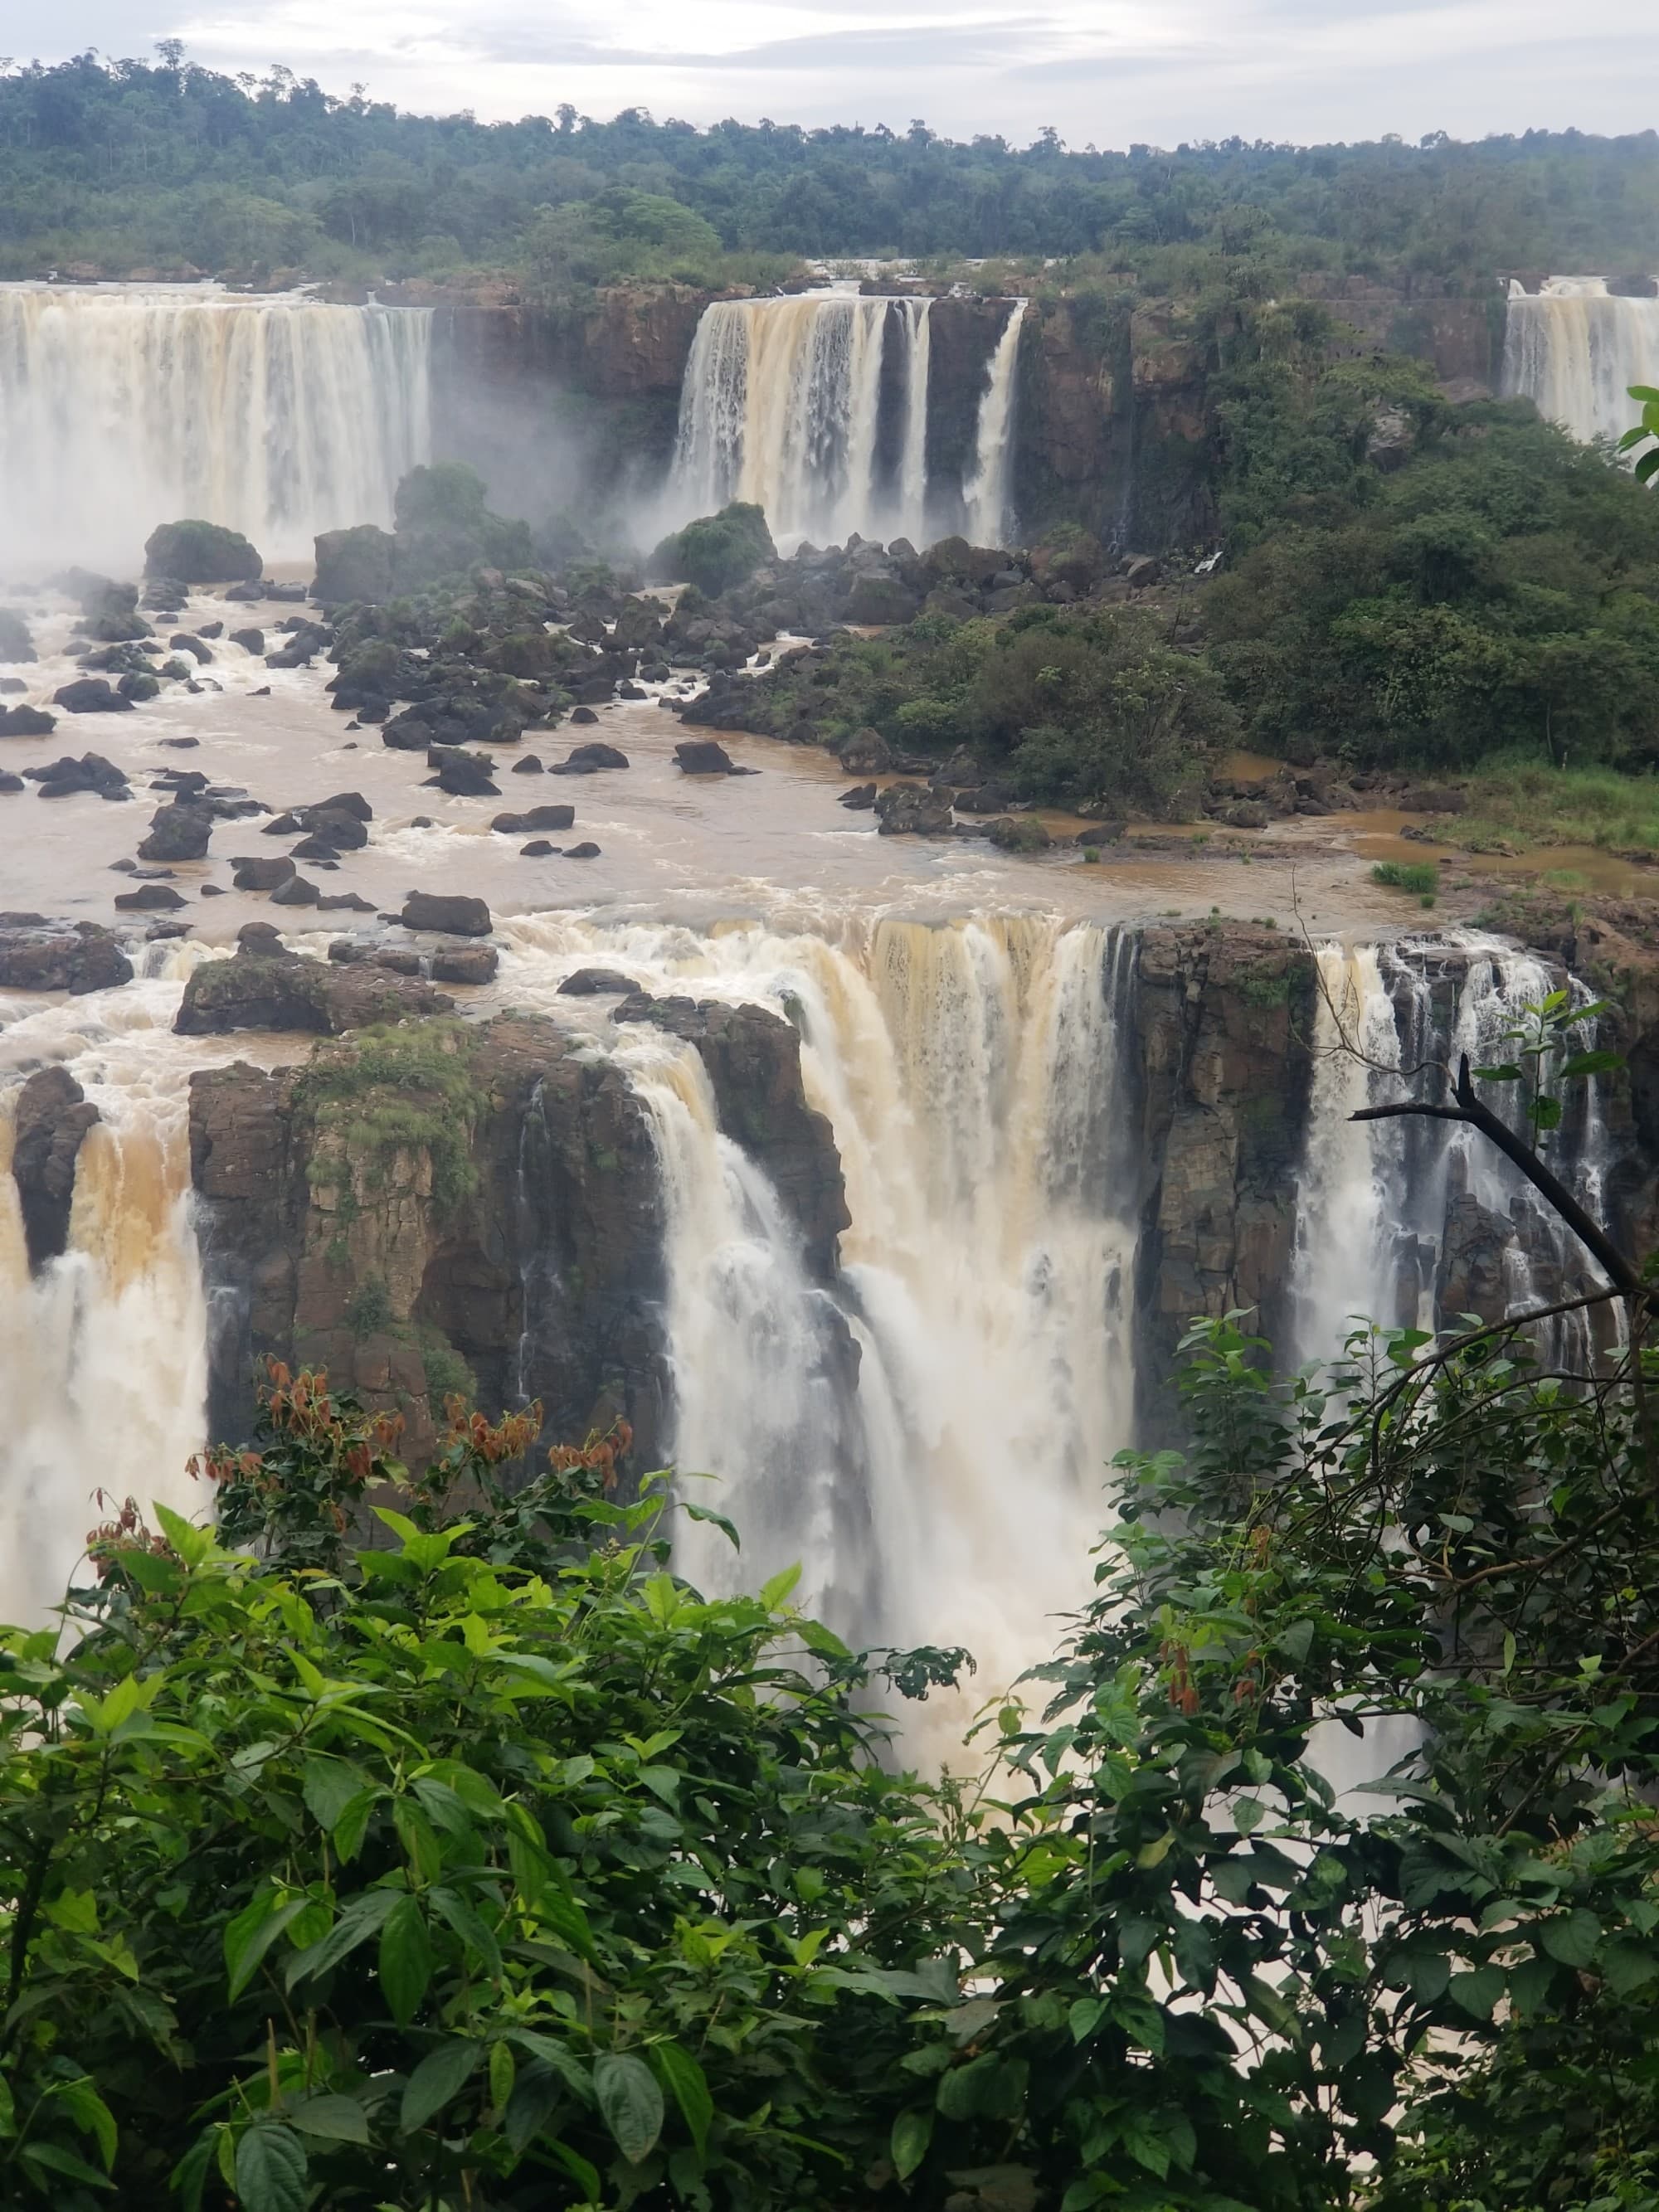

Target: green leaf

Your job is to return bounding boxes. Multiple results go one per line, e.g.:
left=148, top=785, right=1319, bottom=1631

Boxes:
left=649, top=2040, right=713, bottom=2161
left=333, top=1790, right=377, bottom=1865
left=234, top=2122, right=308, bottom=2212
left=429, top=1884, right=503, bottom=1978
left=1448, top=1966, right=1505, bottom=2020
left=760, top=1563, right=802, bottom=1611
left=225, top=1892, right=308, bottom=2001
left=547, top=2141, right=605, bottom=2199
left=891, top=2106, right=933, bottom=2180
left=401, top=2039, right=483, bottom=2133
left=289, top=2095, right=370, bottom=2145
left=595, top=2052, right=664, bottom=2164
left=1538, top=1908, right=1600, bottom=1968
left=153, top=1500, right=211, bottom=1568
left=681, top=1502, right=740, bottom=1548
left=378, top=1895, right=433, bottom=2025
left=1068, top=1996, right=1106, bottom=2043
left=301, top=1754, right=372, bottom=1833
left=58, top=2078, right=118, bottom=2170
left=1559, top=1049, right=1621, bottom=1079
left=19, top=2141, right=116, bottom=2190
left=507, top=2029, right=594, bottom=2104
left=489, top=2041, right=517, bottom=2113
left=937, top=2055, right=1024, bottom=2122
left=285, top=1885, right=399, bottom=1991
left=1603, top=1941, right=1657, bottom=1996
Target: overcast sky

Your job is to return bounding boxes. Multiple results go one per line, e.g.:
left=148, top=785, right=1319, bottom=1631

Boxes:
left=8, top=0, right=1657, bottom=148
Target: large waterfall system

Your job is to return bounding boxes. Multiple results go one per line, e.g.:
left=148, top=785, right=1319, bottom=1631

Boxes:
left=1, top=920, right=1619, bottom=1753
left=668, top=291, right=1022, bottom=551
left=1502, top=275, right=1659, bottom=453
left=0, top=286, right=432, bottom=573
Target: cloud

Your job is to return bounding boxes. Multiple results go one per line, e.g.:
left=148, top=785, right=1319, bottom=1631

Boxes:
left=9, top=0, right=1659, bottom=146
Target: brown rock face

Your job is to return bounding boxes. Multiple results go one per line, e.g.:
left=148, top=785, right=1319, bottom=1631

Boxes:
left=187, top=998, right=851, bottom=1472
left=10, top=1067, right=100, bottom=1268
left=1127, top=924, right=1317, bottom=1429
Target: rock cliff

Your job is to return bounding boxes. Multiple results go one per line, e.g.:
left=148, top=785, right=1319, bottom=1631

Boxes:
left=187, top=994, right=847, bottom=1475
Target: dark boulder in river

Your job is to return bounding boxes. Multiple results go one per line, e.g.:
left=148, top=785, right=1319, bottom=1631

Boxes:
left=0, top=706, right=55, bottom=737
left=53, top=678, right=134, bottom=714
left=400, top=892, right=492, bottom=937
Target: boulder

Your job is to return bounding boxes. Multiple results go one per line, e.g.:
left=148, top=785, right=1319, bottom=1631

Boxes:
left=674, top=739, right=739, bottom=775
left=24, top=752, right=128, bottom=798
left=511, top=755, right=544, bottom=775
left=114, top=882, right=187, bottom=911
left=986, top=814, right=1053, bottom=853
left=290, top=834, right=343, bottom=862
left=228, top=628, right=265, bottom=655
left=564, top=842, right=601, bottom=859
left=314, top=790, right=372, bottom=822
left=144, top=520, right=262, bottom=583
left=558, top=967, right=638, bottom=996
left=569, top=706, right=599, bottom=726
left=10, top=1067, right=100, bottom=1268
left=138, top=804, right=213, bottom=863
left=312, top=523, right=396, bottom=605
left=873, top=781, right=953, bottom=836
left=0, top=706, right=56, bottom=737
left=299, top=808, right=368, bottom=850
left=0, top=916, right=132, bottom=993
left=844, top=571, right=921, bottom=625
left=837, top=727, right=893, bottom=775
left=550, top=742, right=630, bottom=775
left=839, top=783, right=877, bottom=809
left=431, top=946, right=499, bottom=984
left=0, top=609, right=36, bottom=663
left=232, top=856, right=296, bottom=891
left=426, top=751, right=499, bottom=797
left=53, top=678, right=134, bottom=715
left=168, top=634, right=213, bottom=664
left=492, top=805, right=575, bottom=834
left=270, top=874, right=322, bottom=907
left=175, top=954, right=454, bottom=1036
left=400, top=892, right=492, bottom=937
left=117, top=670, right=161, bottom=702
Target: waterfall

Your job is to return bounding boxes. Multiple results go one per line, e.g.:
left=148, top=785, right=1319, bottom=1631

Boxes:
left=1502, top=276, right=1659, bottom=454
left=668, top=293, right=934, bottom=547
left=1293, top=933, right=1617, bottom=1369
left=504, top=912, right=1137, bottom=1743
left=0, top=285, right=432, bottom=575
left=0, top=957, right=216, bottom=1629
left=962, top=299, right=1026, bottom=547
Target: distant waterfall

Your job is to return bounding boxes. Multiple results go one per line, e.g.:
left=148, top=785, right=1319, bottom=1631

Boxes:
left=0, top=286, right=432, bottom=574
left=668, top=293, right=935, bottom=547
left=963, top=299, right=1026, bottom=547
left=1502, top=276, right=1659, bottom=454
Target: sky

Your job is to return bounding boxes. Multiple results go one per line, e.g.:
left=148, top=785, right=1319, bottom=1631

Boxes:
left=6, top=0, right=1657, bottom=149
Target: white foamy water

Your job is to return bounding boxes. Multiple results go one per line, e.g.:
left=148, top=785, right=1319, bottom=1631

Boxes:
left=0, top=284, right=431, bottom=571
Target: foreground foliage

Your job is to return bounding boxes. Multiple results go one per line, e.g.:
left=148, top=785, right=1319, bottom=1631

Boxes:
left=5, top=1239, right=1659, bottom=2206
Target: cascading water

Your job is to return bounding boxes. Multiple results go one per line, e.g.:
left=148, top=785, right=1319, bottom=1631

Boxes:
left=962, top=299, right=1026, bottom=548
left=1502, top=275, right=1659, bottom=454
left=0, top=951, right=219, bottom=1627
left=668, top=293, right=935, bottom=547
left=504, top=912, right=1139, bottom=1744
left=0, top=285, right=432, bottom=573
left=1294, top=933, right=1618, bottom=1369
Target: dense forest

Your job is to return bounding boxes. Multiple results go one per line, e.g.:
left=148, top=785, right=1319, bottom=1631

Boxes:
left=3, top=47, right=1659, bottom=286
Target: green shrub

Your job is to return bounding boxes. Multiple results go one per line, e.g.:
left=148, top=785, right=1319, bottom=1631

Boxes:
left=1371, top=858, right=1439, bottom=894
left=650, top=502, right=776, bottom=596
